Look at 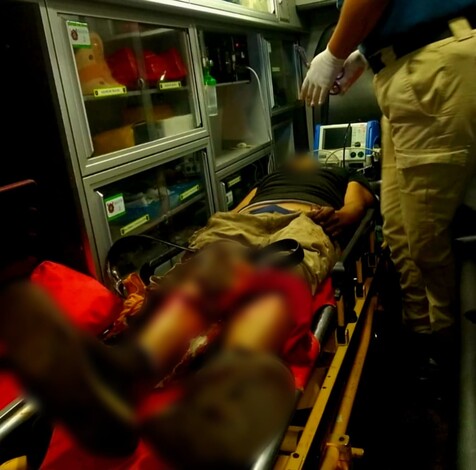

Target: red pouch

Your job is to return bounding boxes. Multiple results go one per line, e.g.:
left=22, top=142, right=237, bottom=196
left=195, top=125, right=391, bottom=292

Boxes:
left=161, top=48, right=187, bottom=80
left=30, top=261, right=123, bottom=336
left=144, top=48, right=187, bottom=85
left=107, top=47, right=140, bottom=89
left=143, top=50, right=169, bottom=84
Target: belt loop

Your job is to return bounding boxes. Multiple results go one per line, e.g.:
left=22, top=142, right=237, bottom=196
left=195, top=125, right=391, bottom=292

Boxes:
left=449, top=17, right=473, bottom=41
left=379, top=46, right=397, bottom=67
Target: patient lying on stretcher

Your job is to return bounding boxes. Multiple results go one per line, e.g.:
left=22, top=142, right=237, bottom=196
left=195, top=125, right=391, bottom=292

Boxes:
left=0, top=156, right=374, bottom=469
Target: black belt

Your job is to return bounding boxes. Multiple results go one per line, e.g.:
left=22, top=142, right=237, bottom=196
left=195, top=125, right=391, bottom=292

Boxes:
left=252, top=239, right=304, bottom=269
left=368, top=9, right=476, bottom=74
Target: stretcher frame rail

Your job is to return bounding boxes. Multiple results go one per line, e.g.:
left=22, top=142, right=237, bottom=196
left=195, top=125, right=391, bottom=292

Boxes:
left=251, top=207, right=377, bottom=470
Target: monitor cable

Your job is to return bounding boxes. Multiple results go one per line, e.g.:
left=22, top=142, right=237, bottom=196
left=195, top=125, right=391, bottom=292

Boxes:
left=342, top=122, right=352, bottom=168
left=245, top=65, right=275, bottom=172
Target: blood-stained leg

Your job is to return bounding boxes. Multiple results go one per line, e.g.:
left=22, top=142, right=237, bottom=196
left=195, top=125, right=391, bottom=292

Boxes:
left=141, top=292, right=296, bottom=469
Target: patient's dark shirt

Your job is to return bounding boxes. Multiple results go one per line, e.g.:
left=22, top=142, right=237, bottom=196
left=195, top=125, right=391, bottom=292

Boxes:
left=250, top=166, right=372, bottom=209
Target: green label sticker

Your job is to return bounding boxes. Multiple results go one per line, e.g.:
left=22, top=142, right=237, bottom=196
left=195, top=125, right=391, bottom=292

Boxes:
left=158, top=81, right=182, bottom=90
left=93, top=86, right=127, bottom=98
left=104, top=194, right=125, bottom=220
left=228, top=175, right=242, bottom=188
left=271, top=66, right=281, bottom=73
left=179, top=184, right=200, bottom=201
left=120, top=215, right=150, bottom=236
left=66, top=21, right=91, bottom=48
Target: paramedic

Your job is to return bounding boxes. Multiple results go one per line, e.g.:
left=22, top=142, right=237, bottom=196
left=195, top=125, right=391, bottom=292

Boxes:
left=301, top=1, right=476, bottom=358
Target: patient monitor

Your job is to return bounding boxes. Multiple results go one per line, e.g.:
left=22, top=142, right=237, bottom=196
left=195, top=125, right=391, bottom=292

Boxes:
left=314, top=121, right=380, bottom=169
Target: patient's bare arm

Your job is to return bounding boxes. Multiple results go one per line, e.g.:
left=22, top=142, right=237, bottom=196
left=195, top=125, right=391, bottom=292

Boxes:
left=309, top=182, right=374, bottom=237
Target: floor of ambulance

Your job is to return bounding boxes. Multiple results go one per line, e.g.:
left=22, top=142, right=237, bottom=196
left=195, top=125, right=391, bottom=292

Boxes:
left=349, top=300, right=454, bottom=470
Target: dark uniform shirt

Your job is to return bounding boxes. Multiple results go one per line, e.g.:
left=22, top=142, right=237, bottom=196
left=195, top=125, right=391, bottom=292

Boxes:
left=337, top=0, right=476, bottom=56
left=249, top=166, right=372, bottom=209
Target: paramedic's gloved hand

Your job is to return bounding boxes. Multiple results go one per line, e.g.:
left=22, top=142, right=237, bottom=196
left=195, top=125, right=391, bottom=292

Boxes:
left=335, top=50, right=368, bottom=95
left=300, top=47, right=345, bottom=106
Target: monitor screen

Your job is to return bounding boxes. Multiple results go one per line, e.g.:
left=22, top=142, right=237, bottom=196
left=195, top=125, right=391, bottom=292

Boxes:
left=323, top=127, right=352, bottom=150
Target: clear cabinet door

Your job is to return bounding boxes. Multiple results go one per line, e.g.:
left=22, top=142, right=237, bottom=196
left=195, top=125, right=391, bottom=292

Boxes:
left=63, top=16, right=200, bottom=159
left=96, top=152, right=209, bottom=250
left=266, top=39, right=299, bottom=110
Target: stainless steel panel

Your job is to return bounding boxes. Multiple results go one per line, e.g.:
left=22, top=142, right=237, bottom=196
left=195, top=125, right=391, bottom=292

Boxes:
left=39, top=2, right=99, bottom=276
left=82, top=130, right=210, bottom=176
left=47, top=6, right=96, bottom=169
left=218, top=181, right=228, bottom=212
left=190, top=0, right=278, bottom=22
left=93, top=0, right=304, bottom=31
left=295, top=0, right=334, bottom=8
left=185, top=28, right=205, bottom=130
left=281, top=0, right=303, bottom=27
left=215, top=145, right=272, bottom=179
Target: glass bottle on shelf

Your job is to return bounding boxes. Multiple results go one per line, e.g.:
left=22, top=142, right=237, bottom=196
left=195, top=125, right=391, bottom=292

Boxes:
left=203, top=59, right=218, bottom=117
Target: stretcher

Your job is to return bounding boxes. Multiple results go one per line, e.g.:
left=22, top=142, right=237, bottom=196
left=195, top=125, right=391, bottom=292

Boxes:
left=252, top=207, right=381, bottom=470
left=0, top=183, right=383, bottom=470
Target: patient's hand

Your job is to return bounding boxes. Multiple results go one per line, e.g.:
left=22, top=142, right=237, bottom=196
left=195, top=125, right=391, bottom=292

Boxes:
left=308, top=206, right=358, bottom=238
left=308, top=206, right=333, bottom=223
left=308, top=206, right=335, bottom=232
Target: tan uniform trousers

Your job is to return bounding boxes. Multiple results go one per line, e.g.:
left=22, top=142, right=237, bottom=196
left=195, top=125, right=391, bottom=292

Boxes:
left=188, top=211, right=337, bottom=295
left=374, top=17, right=476, bottom=333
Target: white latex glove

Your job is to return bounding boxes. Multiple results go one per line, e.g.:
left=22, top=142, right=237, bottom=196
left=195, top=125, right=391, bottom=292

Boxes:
left=300, top=47, right=345, bottom=106
left=334, top=50, right=368, bottom=95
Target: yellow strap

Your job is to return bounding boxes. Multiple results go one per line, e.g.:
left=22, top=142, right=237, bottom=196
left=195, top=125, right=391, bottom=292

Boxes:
left=449, top=17, right=473, bottom=41
left=0, top=456, right=28, bottom=470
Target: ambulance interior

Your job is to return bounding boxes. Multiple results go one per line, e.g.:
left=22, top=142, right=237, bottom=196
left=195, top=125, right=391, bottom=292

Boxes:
left=0, top=1, right=475, bottom=470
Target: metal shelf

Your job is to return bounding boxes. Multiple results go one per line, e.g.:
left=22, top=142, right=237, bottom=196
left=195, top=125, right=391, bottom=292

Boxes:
left=83, top=86, right=188, bottom=102
left=111, top=192, right=205, bottom=239
left=295, top=0, right=335, bottom=9
left=110, top=28, right=178, bottom=41
left=215, top=143, right=270, bottom=171
left=271, top=101, right=304, bottom=117
left=216, top=80, right=250, bottom=87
